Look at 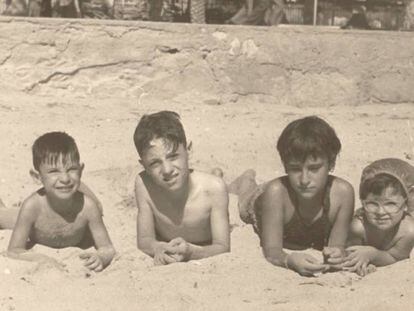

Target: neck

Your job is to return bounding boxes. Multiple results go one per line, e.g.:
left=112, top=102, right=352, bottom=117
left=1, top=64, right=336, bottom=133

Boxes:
left=167, top=177, right=191, bottom=205
left=47, top=195, right=74, bottom=214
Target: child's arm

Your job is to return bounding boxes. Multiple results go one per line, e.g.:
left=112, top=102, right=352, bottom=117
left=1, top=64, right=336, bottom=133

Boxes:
left=80, top=198, right=116, bottom=272
left=323, top=180, right=355, bottom=266
left=7, top=199, right=64, bottom=268
left=175, top=178, right=230, bottom=260
left=135, top=176, right=178, bottom=265
left=261, top=181, right=328, bottom=276
left=346, top=229, right=414, bottom=268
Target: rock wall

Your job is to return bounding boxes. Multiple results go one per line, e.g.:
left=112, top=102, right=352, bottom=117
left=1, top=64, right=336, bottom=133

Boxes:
left=0, top=17, right=413, bottom=107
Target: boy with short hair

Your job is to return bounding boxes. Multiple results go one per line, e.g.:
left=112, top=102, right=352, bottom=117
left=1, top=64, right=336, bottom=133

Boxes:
left=133, top=111, right=230, bottom=265
left=344, top=158, right=414, bottom=276
left=229, top=116, right=355, bottom=276
left=7, top=132, right=115, bottom=272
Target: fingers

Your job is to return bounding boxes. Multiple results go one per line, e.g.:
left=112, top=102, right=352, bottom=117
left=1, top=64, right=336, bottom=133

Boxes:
left=163, top=253, right=178, bottom=264
left=80, top=253, right=104, bottom=271
left=169, top=237, right=185, bottom=246
left=345, top=246, right=359, bottom=252
left=326, top=256, right=344, bottom=265
left=303, top=257, right=329, bottom=273
left=154, top=252, right=178, bottom=266
left=79, top=252, right=91, bottom=260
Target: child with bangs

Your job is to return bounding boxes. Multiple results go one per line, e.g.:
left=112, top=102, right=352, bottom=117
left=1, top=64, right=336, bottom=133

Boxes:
left=6, top=132, right=115, bottom=272
left=229, top=116, right=355, bottom=276
left=344, top=158, right=414, bottom=276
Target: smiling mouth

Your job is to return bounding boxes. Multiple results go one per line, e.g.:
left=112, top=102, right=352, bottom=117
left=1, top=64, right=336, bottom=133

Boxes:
left=163, top=174, right=179, bottom=183
left=56, top=186, right=74, bottom=192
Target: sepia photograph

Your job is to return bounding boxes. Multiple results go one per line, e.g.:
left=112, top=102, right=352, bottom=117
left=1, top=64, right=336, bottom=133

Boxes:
left=0, top=0, right=413, bottom=310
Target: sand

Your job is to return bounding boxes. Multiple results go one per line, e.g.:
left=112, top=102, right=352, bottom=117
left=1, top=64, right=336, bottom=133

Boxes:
left=0, top=92, right=414, bottom=310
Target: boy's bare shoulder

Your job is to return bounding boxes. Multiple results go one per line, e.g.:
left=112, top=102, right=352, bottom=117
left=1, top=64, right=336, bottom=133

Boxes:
left=20, top=190, right=45, bottom=214
left=191, top=170, right=226, bottom=194
left=80, top=192, right=102, bottom=217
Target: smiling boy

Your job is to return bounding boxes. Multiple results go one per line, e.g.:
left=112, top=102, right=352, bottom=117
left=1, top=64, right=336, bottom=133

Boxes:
left=133, top=111, right=230, bottom=265
left=7, top=132, right=115, bottom=271
left=344, top=158, right=414, bottom=276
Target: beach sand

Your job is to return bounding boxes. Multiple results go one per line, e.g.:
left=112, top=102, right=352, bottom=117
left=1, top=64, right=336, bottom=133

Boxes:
left=0, top=93, right=413, bottom=310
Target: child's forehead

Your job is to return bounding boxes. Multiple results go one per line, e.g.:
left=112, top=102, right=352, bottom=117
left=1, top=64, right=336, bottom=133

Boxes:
left=366, top=186, right=405, bottom=201
left=286, top=154, right=328, bottom=165
left=144, top=138, right=182, bottom=154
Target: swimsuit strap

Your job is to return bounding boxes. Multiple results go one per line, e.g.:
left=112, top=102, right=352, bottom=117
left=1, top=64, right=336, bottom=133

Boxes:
left=283, top=175, right=333, bottom=247
left=322, top=175, right=334, bottom=246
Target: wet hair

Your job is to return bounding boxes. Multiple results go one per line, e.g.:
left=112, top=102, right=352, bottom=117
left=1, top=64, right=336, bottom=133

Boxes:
left=133, top=111, right=187, bottom=158
left=32, top=132, right=80, bottom=171
left=276, top=116, right=341, bottom=167
left=360, top=173, right=407, bottom=200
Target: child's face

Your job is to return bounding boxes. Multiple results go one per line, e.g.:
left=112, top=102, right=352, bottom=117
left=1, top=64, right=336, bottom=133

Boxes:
left=363, top=187, right=406, bottom=230
left=140, top=138, right=189, bottom=193
left=34, top=156, right=83, bottom=201
left=285, top=155, right=331, bottom=199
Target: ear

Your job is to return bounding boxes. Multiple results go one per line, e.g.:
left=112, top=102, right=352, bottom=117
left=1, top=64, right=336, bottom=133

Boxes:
left=187, top=141, right=193, bottom=152
left=30, top=169, right=42, bottom=185
left=79, top=163, right=85, bottom=177
left=329, top=159, right=336, bottom=172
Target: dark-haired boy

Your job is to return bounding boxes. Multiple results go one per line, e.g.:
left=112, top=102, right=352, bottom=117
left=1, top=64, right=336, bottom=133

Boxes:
left=229, top=116, right=355, bottom=276
left=7, top=132, right=115, bottom=272
left=345, top=158, right=414, bottom=276
left=133, top=111, right=230, bottom=265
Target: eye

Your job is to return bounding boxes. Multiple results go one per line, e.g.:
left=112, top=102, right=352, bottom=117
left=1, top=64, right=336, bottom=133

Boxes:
left=309, top=165, right=321, bottom=172
left=288, top=166, right=301, bottom=172
left=168, top=153, right=179, bottom=160
left=149, top=160, right=161, bottom=168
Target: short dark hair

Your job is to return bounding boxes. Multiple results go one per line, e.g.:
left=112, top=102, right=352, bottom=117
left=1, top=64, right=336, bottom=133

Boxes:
left=32, top=132, right=80, bottom=170
left=276, top=116, right=341, bottom=166
left=133, top=111, right=187, bottom=158
left=360, top=173, right=406, bottom=200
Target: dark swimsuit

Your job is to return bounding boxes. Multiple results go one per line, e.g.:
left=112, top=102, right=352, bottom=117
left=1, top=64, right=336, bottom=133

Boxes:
left=281, top=175, right=333, bottom=251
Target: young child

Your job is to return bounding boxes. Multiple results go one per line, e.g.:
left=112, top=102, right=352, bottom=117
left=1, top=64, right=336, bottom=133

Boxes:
left=229, top=116, right=355, bottom=276
left=133, top=111, right=230, bottom=265
left=344, top=158, right=414, bottom=276
left=7, top=132, right=115, bottom=272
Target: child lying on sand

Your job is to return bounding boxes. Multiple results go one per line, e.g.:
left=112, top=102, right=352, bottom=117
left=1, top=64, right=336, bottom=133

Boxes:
left=7, top=132, right=115, bottom=272
left=229, top=116, right=355, bottom=276
left=134, top=111, right=230, bottom=265
left=344, top=158, right=414, bottom=276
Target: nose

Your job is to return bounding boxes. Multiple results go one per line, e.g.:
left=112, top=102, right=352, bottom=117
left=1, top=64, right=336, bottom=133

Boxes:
left=59, top=172, right=70, bottom=184
left=161, top=161, right=174, bottom=176
left=299, top=170, right=310, bottom=186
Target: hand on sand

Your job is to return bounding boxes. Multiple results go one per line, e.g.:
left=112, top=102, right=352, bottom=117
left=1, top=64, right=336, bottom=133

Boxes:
left=153, top=243, right=180, bottom=266
left=287, top=253, right=329, bottom=277
left=342, top=246, right=377, bottom=277
left=323, top=247, right=346, bottom=270
left=79, top=252, right=104, bottom=272
left=166, top=237, right=191, bottom=262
